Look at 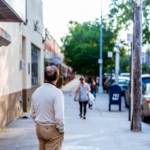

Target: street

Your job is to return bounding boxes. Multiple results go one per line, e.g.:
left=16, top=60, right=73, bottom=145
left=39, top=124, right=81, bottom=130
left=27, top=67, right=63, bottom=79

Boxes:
left=0, top=76, right=150, bottom=150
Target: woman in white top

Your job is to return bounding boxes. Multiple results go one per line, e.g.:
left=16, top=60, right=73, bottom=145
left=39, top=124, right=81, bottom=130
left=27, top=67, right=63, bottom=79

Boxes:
left=70, top=76, right=91, bottom=119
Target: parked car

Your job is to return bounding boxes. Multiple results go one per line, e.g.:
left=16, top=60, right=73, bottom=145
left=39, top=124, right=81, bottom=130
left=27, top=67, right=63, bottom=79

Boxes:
left=124, top=82, right=130, bottom=108
left=105, top=76, right=129, bottom=95
left=120, top=72, right=130, bottom=77
left=103, top=73, right=114, bottom=90
left=124, top=74, right=150, bottom=108
left=114, top=78, right=129, bottom=95
left=141, top=74, right=150, bottom=88
left=141, top=83, right=150, bottom=121
left=104, top=77, right=112, bottom=92
left=104, top=77, right=115, bottom=93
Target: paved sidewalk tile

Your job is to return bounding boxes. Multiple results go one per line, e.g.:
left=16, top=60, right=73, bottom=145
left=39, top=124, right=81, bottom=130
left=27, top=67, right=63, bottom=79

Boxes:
left=63, top=146, right=100, bottom=150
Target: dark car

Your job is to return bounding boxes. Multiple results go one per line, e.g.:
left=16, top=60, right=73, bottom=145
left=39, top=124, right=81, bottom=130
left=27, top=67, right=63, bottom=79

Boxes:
left=103, top=73, right=114, bottom=90
left=105, top=76, right=129, bottom=95
left=104, top=77, right=115, bottom=93
left=141, top=74, right=150, bottom=88
left=124, top=74, right=150, bottom=108
left=115, top=79, right=129, bottom=95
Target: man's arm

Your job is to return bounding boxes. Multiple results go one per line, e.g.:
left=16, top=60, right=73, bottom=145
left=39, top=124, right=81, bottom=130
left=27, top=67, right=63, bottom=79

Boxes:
left=30, top=97, right=36, bottom=122
left=54, top=90, right=65, bottom=133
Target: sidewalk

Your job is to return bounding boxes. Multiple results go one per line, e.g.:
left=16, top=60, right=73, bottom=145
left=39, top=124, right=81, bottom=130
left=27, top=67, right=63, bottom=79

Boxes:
left=0, top=76, right=150, bottom=150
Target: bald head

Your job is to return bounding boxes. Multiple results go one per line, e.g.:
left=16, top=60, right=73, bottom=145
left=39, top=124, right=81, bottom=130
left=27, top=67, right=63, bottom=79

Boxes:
left=44, top=65, right=59, bottom=83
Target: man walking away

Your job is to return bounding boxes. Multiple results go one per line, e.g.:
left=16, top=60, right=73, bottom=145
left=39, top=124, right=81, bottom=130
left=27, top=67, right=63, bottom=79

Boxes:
left=30, top=65, right=65, bottom=150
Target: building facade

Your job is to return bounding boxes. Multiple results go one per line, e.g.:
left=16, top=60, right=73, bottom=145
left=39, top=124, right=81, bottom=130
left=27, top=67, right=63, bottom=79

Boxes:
left=44, top=29, right=74, bottom=87
left=0, top=0, right=44, bottom=128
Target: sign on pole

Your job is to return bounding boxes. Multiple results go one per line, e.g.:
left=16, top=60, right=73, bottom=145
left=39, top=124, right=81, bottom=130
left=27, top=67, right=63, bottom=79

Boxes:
left=127, top=33, right=133, bottom=42
left=98, top=59, right=102, bottom=64
left=108, top=51, right=113, bottom=58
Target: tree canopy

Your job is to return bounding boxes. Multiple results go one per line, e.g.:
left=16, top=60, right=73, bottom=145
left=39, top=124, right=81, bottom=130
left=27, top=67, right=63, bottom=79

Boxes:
left=61, top=19, right=126, bottom=76
left=109, top=0, right=150, bottom=44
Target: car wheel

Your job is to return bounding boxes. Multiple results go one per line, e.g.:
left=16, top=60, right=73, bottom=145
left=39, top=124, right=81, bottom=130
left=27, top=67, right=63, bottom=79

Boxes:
left=142, top=113, right=146, bottom=122
left=124, top=95, right=128, bottom=108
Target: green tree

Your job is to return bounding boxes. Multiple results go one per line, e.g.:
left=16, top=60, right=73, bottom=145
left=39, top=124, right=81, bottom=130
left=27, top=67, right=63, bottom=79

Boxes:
left=109, top=0, right=149, bottom=44
left=109, top=0, right=149, bottom=132
left=142, top=63, right=148, bottom=74
left=120, top=55, right=130, bottom=73
left=61, top=19, right=125, bottom=77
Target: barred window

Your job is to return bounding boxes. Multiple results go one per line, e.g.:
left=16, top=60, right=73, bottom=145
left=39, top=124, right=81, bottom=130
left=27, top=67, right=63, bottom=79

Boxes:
left=31, top=44, right=39, bottom=86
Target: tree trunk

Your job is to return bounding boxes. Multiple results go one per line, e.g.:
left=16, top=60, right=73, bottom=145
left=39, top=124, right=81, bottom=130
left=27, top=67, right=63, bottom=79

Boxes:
left=131, top=3, right=142, bottom=131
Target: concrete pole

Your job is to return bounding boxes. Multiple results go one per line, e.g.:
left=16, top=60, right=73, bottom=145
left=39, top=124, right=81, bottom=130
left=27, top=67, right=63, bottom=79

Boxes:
left=98, top=0, right=103, bottom=93
left=115, top=44, right=120, bottom=84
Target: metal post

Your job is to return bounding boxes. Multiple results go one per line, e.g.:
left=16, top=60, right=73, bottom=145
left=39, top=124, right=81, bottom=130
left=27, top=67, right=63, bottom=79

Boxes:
left=98, top=0, right=103, bottom=93
left=115, top=44, right=120, bottom=84
left=111, top=57, right=113, bottom=80
left=130, top=39, right=134, bottom=129
left=148, top=31, right=150, bottom=73
left=128, top=42, right=132, bottom=121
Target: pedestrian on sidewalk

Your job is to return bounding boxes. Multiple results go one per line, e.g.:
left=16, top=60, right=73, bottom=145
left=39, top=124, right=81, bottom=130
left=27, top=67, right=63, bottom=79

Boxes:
left=70, top=76, right=91, bottom=119
left=30, top=65, right=65, bottom=150
left=87, top=77, right=97, bottom=109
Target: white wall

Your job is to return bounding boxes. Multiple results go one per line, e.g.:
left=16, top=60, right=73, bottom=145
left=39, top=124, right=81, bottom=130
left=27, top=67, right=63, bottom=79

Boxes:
left=22, top=0, right=44, bottom=89
left=0, top=0, right=44, bottom=96
left=0, top=23, right=23, bottom=96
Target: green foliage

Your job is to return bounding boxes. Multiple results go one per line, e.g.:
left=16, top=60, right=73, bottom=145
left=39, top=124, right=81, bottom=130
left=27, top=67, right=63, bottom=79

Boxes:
left=120, top=55, right=130, bottom=73
left=109, top=0, right=150, bottom=45
left=142, top=63, right=148, bottom=74
left=61, top=19, right=123, bottom=76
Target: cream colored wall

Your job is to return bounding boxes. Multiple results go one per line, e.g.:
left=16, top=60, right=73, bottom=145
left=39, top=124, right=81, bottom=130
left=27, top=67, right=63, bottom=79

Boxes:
left=0, top=23, right=23, bottom=96
left=0, top=0, right=44, bottom=96
left=22, top=0, right=44, bottom=89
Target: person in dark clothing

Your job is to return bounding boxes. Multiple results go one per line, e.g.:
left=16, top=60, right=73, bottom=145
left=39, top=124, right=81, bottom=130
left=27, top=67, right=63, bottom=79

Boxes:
left=87, top=77, right=97, bottom=109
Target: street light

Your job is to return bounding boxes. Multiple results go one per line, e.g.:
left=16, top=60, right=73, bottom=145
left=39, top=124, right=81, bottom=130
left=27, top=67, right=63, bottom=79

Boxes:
left=114, top=43, right=120, bottom=84
left=98, top=0, right=103, bottom=93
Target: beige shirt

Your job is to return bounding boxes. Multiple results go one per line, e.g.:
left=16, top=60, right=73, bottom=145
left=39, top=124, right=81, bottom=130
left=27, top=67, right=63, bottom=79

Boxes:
left=30, top=83, right=65, bottom=133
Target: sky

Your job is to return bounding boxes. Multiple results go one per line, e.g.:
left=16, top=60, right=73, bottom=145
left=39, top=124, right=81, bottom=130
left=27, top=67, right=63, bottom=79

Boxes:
left=42, top=0, right=110, bottom=46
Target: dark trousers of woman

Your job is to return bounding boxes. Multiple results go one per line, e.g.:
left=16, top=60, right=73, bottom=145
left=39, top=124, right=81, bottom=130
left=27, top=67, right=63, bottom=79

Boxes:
left=79, top=101, right=88, bottom=117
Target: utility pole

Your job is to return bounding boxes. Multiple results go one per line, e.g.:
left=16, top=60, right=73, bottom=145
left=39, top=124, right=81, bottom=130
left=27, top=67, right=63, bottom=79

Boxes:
left=99, top=0, right=103, bottom=93
left=131, top=0, right=146, bottom=132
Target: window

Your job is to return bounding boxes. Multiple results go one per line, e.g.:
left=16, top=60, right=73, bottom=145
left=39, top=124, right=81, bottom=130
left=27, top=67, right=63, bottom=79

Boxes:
left=142, top=78, right=150, bottom=85
left=31, top=44, right=39, bottom=86
left=142, top=86, right=146, bottom=95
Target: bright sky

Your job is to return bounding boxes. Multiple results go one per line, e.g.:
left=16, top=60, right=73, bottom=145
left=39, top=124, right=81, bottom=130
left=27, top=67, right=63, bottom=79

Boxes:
left=42, top=0, right=110, bottom=46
